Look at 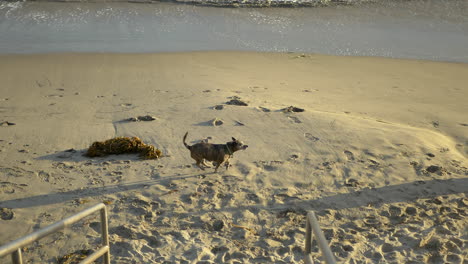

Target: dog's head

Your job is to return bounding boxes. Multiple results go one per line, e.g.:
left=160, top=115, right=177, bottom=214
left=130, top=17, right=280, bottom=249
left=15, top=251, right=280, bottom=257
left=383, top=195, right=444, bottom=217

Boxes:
left=229, top=137, right=248, bottom=152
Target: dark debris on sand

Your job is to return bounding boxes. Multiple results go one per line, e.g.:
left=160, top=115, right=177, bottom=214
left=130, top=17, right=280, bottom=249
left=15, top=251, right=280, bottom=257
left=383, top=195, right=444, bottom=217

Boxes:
left=85, top=137, right=162, bottom=159
left=282, top=106, right=305, bottom=113
left=0, top=121, right=16, bottom=126
left=124, top=115, right=156, bottom=122
left=226, top=96, right=248, bottom=106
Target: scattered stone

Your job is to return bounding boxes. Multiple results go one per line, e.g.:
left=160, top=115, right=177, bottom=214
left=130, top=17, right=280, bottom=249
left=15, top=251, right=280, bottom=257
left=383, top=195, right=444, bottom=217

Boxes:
left=138, top=115, right=156, bottom=121
left=235, top=120, right=245, bottom=126
left=426, top=153, right=435, bottom=158
left=0, top=208, right=14, bottom=220
left=432, top=121, right=439, bottom=128
left=282, top=106, right=305, bottom=113
left=214, top=105, right=224, bottom=110
left=345, top=178, right=360, bottom=187
left=426, top=165, right=442, bottom=173
left=125, top=115, right=156, bottom=122
left=212, top=118, right=224, bottom=126
left=226, top=96, right=248, bottom=106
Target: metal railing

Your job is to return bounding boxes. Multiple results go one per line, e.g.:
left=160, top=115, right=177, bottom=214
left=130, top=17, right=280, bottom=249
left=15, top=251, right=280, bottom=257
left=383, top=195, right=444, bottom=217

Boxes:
left=0, top=203, right=110, bottom=264
left=304, top=211, right=337, bottom=264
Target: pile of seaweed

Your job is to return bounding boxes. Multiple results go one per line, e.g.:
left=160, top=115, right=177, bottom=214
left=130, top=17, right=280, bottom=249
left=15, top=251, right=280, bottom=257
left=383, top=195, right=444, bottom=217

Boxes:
left=85, top=137, right=162, bottom=159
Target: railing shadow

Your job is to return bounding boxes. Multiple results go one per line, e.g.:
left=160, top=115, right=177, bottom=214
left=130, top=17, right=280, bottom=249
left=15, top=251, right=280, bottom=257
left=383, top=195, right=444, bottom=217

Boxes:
left=2, top=175, right=467, bottom=214
left=186, top=177, right=468, bottom=215
left=0, top=173, right=203, bottom=209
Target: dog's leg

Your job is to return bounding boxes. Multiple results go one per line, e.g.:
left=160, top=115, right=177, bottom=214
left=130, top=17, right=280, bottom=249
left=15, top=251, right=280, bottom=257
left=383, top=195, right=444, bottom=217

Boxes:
left=195, top=160, right=205, bottom=170
left=201, top=160, right=212, bottom=167
left=224, top=160, right=230, bottom=170
left=214, top=162, right=221, bottom=173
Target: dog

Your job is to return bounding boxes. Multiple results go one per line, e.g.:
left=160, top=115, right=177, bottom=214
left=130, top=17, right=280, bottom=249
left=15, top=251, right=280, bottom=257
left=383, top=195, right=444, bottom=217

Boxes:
left=183, top=132, right=248, bottom=172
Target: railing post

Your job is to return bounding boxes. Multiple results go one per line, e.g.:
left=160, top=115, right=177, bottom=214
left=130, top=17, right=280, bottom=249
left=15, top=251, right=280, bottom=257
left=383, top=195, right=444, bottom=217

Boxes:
left=304, top=211, right=337, bottom=264
left=11, top=248, right=23, bottom=264
left=304, top=218, right=314, bottom=264
left=100, top=207, right=110, bottom=264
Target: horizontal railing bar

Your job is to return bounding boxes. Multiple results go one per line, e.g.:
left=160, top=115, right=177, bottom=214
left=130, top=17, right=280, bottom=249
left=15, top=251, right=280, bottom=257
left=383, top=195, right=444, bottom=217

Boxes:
left=78, top=246, right=109, bottom=264
left=306, top=211, right=337, bottom=264
left=0, top=203, right=106, bottom=257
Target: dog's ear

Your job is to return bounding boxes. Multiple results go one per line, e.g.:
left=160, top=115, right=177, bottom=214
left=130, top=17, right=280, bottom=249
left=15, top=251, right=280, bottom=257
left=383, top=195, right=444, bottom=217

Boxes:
left=232, top=137, right=237, bottom=141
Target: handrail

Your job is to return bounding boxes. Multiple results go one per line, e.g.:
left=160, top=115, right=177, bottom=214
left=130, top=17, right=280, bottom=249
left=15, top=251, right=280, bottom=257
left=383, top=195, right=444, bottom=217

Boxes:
left=304, top=211, right=337, bottom=264
left=0, top=203, right=110, bottom=264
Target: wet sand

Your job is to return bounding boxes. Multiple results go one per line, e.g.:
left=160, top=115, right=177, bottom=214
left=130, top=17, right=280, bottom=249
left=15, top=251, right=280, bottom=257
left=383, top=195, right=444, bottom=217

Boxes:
left=0, top=52, right=467, bottom=263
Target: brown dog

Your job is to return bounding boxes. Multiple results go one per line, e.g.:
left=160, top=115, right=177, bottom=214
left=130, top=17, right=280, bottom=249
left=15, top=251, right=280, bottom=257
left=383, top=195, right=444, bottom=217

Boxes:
left=183, top=132, right=248, bottom=172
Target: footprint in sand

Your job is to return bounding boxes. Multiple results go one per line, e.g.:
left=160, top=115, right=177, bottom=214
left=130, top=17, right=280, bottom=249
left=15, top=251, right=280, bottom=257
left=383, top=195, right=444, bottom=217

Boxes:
left=304, top=133, right=319, bottom=142
left=0, top=208, right=14, bottom=220
left=38, top=171, right=51, bottom=182
left=288, top=116, right=302, bottom=124
left=344, top=150, right=355, bottom=161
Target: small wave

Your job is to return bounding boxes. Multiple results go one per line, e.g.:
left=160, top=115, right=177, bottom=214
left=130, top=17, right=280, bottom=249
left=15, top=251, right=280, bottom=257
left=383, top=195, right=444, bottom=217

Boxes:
left=0, top=1, right=24, bottom=12
left=148, top=0, right=369, bottom=7
left=157, top=0, right=328, bottom=7
left=4, top=0, right=373, bottom=8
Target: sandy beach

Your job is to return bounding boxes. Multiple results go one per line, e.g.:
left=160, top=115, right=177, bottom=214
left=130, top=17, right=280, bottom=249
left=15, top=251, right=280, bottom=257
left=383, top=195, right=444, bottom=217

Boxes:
left=0, top=52, right=467, bottom=263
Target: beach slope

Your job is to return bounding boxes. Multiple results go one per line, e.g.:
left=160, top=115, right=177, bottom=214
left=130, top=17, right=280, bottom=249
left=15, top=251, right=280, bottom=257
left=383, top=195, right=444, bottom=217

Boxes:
left=0, top=52, right=467, bottom=263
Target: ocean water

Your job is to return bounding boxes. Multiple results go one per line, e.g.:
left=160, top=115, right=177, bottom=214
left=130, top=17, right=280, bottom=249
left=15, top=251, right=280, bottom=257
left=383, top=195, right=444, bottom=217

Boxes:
left=0, top=0, right=467, bottom=62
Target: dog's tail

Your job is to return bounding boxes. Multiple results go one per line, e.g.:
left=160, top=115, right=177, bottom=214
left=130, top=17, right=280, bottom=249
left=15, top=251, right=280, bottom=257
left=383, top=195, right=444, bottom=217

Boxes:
left=183, top=132, right=191, bottom=150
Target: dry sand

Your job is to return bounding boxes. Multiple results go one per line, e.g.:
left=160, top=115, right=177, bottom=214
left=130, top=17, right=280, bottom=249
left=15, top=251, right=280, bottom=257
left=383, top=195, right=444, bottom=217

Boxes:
left=0, top=52, right=467, bottom=263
